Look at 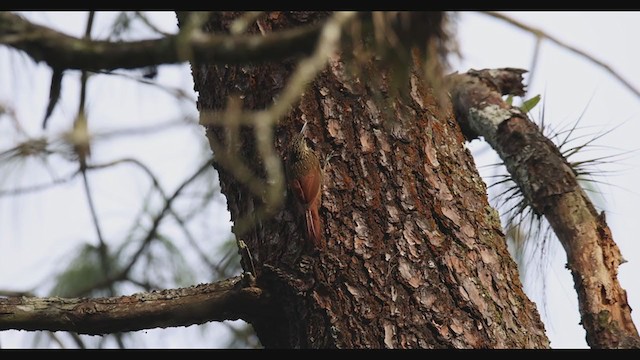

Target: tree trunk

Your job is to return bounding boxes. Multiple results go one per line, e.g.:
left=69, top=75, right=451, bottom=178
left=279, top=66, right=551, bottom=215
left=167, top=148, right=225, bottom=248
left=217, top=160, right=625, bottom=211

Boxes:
left=186, top=11, right=549, bottom=348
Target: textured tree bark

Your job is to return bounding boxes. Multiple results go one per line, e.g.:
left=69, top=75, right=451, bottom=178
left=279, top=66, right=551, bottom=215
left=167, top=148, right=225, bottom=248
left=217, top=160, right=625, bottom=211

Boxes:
left=448, top=68, right=640, bottom=349
left=187, top=12, right=549, bottom=348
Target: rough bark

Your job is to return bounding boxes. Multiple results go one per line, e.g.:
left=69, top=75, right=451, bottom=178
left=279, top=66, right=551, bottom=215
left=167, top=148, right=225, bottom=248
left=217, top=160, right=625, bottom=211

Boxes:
left=0, top=277, right=266, bottom=335
left=448, top=68, right=640, bottom=349
left=188, top=12, right=549, bottom=348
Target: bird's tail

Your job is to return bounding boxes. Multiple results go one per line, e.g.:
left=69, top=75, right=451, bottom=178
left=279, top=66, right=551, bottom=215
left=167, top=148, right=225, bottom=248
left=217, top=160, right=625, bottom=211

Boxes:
left=305, top=205, right=323, bottom=249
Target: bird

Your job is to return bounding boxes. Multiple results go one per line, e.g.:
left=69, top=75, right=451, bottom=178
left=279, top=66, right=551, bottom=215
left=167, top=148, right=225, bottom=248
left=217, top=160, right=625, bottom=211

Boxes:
left=284, top=122, right=324, bottom=250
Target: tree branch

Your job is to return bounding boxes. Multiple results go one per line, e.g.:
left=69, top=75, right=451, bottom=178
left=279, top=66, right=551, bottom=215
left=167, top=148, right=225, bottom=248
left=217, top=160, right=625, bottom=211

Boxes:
left=0, top=11, right=323, bottom=71
left=0, top=276, right=266, bottom=335
left=448, top=68, right=640, bottom=349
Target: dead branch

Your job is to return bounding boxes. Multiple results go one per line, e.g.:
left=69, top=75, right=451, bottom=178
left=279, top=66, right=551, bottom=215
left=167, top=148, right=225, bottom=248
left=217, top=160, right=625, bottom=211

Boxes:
left=448, top=68, right=640, bottom=349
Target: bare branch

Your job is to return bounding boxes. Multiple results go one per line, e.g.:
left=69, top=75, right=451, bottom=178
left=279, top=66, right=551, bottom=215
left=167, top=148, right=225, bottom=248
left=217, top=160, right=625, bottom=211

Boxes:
left=80, top=168, right=110, bottom=284
left=0, top=169, right=78, bottom=196
left=0, top=277, right=266, bottom=335
left=484, top=11, right=640, bottom=100
left=0, top=11, right=324, bottom=71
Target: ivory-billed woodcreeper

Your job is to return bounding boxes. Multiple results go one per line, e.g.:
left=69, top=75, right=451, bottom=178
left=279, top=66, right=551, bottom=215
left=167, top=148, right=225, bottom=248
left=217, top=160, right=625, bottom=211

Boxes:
left=284, top=122, right=323, bottom=250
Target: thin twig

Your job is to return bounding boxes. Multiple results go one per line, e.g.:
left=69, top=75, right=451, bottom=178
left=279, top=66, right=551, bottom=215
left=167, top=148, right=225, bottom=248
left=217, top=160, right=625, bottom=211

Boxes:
left=108, top=159, right=225, bottom=276
left=484, top=11, right=640, bottom=100
left=121, top=159, right=214, bottom=275
left=1, top=155, right=224, bottom=283
left=76, top=10, right=116, bottom=308
left=133, top=11, right=172, bottom=37
left=80, top=170, right=109, bottom=276
left=0, top=169, right=79, bottom=196
left=78, top=13, right=124, bottom=348
left=46, top=331, right=66, bottom=349
left=524, top=36, right=542, bottom=100
left=91, top=70, right=196, bottom=103
left=94, top=118, right=197, bottom=140
left=66, top=331, right=87, bottom=349
left=72, top=158, right=215, bottom=297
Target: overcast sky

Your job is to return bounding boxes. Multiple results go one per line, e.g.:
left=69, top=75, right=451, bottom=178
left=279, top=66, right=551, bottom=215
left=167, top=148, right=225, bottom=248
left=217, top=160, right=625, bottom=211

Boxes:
left=1, top=11, right=639, bottom=348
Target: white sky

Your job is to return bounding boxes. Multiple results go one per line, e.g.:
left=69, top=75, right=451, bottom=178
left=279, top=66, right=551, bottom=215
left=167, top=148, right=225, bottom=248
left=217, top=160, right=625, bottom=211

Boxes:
left=1, top=11, right=639, bottom=349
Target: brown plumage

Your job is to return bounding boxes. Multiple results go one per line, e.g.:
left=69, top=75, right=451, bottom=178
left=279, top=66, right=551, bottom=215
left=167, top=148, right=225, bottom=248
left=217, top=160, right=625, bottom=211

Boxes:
left=285, top=123, right=323, bottom=250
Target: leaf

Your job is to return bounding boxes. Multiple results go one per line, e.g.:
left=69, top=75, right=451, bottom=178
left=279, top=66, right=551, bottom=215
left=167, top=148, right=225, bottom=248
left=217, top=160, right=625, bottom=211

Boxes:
left=505, top=95, right=514, bottom=106
left=520, top=94, right=541, bottom=114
